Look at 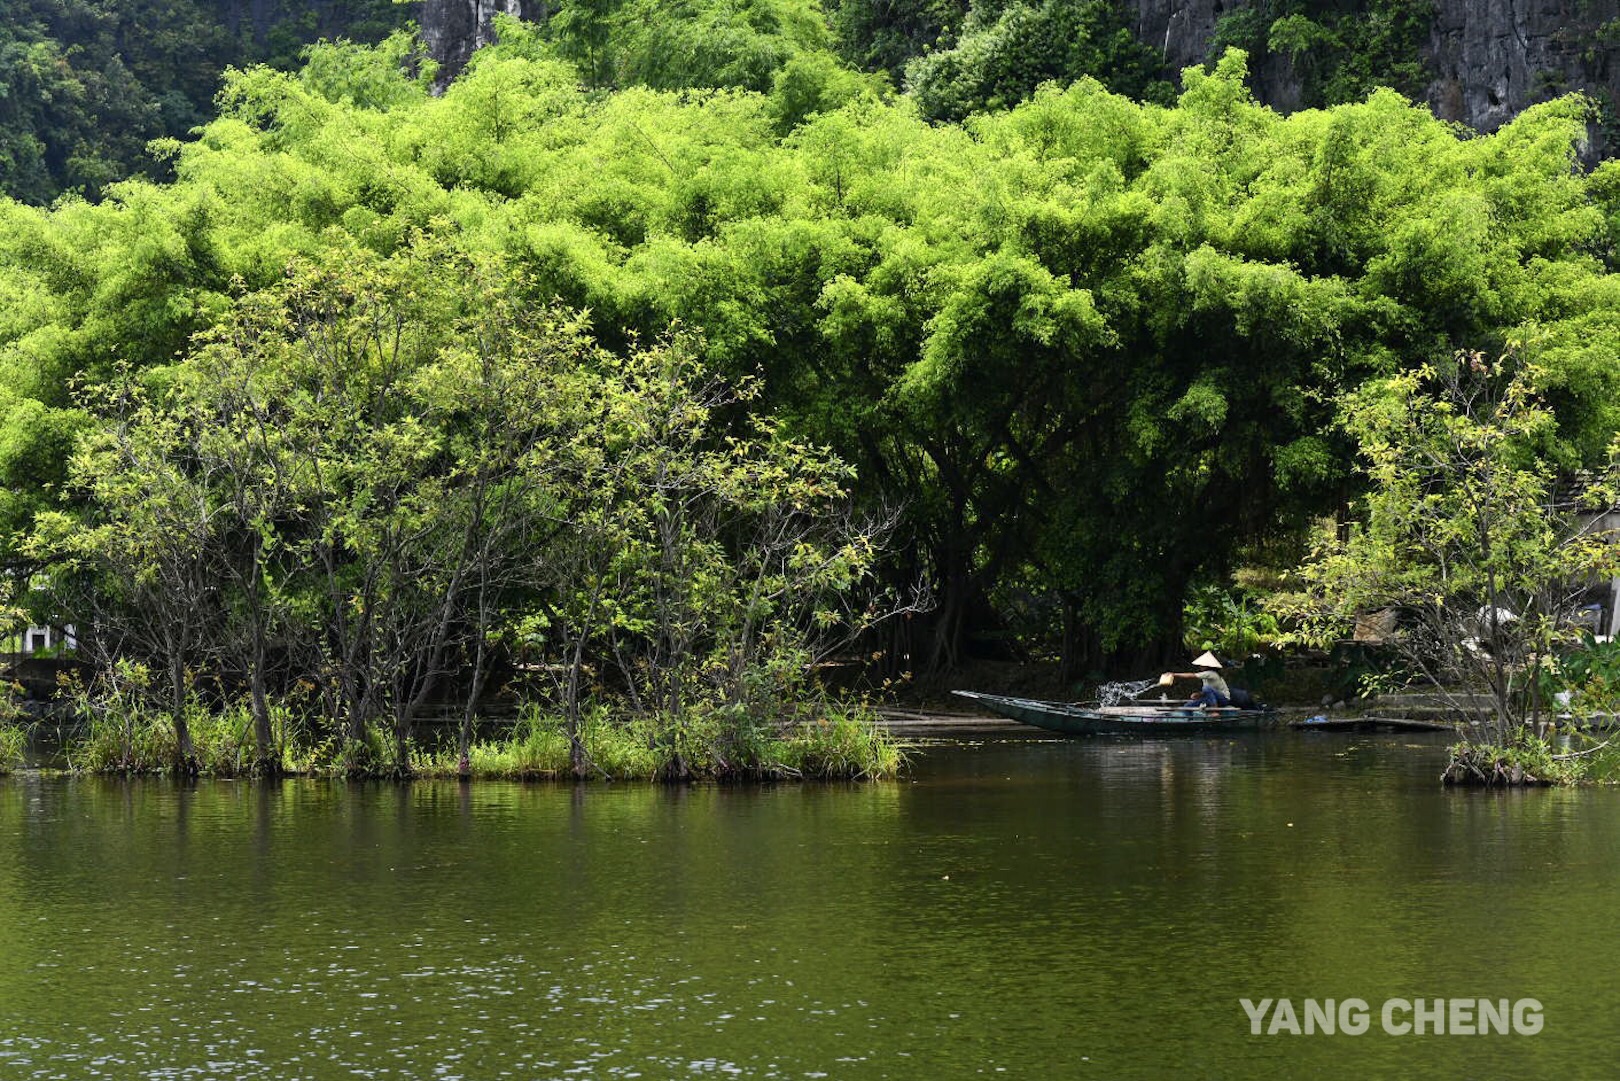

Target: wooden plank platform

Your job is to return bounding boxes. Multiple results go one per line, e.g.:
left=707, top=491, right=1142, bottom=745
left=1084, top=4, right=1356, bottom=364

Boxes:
left=874, top=708, right=1043, bottom=738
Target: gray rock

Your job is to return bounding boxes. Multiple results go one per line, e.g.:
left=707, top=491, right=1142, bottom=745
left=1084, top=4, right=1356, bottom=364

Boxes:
left=1131, top=0, right=1224, bottom=70
left=1423, top=0, right=1618, bottom=141
left=422, top=0, right=540, bottom=86
left=1130, top=0, right=1619, bottom=150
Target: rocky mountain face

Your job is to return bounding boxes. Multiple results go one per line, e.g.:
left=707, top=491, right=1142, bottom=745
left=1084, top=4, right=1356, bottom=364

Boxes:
left=1423, top=0, right=1618, bottom=132
left=1134, top=0, right=1620, bottom=136
left=421, top=0, right=1620, bottom=140
left=420, top=0, right=540, bottom=79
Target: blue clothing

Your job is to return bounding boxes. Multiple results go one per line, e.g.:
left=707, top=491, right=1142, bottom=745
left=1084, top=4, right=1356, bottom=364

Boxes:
left=1191, top=687, right=1230, bottom=708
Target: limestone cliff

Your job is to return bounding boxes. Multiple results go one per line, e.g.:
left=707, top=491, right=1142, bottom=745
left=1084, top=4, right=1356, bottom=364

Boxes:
left=1132, top=0, right=1620, bottom=136
left=1422, top=0, right=1618, bottom=132
left=419, top=0, right=1620, bottom=139
left=420, top=0, right=540, bottom=81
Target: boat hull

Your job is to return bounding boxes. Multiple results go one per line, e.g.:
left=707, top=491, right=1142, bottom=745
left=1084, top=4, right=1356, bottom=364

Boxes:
left=952, top=690, right=1269, bottom=735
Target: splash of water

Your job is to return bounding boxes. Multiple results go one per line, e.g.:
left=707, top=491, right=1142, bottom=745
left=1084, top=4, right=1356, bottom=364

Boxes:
left=1094, top=678, right=1158, bottom=707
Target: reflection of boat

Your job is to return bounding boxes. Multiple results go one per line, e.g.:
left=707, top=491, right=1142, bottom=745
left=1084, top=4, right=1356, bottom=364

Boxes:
left=951, top=690, right=1272, bottom=736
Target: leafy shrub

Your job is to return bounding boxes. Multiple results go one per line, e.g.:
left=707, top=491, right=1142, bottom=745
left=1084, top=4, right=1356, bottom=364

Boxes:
left=1184, top=582, right=1283, bottom=658
left=417, top=699, right=900, bottom=780
left=0, top=679, right=26, bottom=772
left=0, top=722, right=25, bottom=773
left=907, top=0, right=1171, bottom=121
left=66, top=662, right=175, bottom=774
left=1443, top=730, right=1620, bottom=786
left=1547, top=632, right=1620, bottom=717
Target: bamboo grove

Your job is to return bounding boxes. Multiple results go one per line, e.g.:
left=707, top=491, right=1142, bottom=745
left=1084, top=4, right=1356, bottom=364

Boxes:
left=6, top=29, right=1620, bottom=772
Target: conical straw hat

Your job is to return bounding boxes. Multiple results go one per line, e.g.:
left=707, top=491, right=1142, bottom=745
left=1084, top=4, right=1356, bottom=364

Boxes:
left=1192, top=651, right=1222, bottom=669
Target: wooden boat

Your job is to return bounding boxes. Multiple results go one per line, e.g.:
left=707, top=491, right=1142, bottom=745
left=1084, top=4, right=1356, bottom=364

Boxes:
left=951, top=690, right=1272, bottom=736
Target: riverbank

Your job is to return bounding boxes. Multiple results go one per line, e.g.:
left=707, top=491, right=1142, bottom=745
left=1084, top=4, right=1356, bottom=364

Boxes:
left=1, top=704, right=905, bottom=782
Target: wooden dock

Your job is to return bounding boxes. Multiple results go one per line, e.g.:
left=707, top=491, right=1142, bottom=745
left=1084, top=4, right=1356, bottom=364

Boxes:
left=881, top=703, right=1461, bottom=738
left=874, top=707, right=1042, bottom=738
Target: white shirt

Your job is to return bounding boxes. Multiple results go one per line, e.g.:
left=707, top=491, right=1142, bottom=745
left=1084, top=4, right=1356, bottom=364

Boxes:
left=1198, top=671, right=1230, bottom=699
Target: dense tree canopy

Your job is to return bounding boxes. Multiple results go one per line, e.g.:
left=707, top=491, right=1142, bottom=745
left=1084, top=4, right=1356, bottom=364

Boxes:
left=904, top=0, right=1172, bottom=121
left=4, top=37, right=1620, bottom=684
left=0, top=0, right=413, bottom=204
left=1280, top=352, right=1620, bottom=742
left=27, top=237, right=888, bottom=776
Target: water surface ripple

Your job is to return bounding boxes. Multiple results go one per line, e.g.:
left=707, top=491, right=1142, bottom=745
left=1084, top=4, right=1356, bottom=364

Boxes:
left=1, top=732, right=1613, bottom=1078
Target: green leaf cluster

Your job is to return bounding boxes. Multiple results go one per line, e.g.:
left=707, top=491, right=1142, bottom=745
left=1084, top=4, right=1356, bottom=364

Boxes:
left=1278, top=353, right=1620, bottom=740
left=905, top=0, right=1172, bottom=122
left=1213, top=0, right=1435, bottom=108
left=26, top=236, right=880, bottom=775
left=4, top=41, right=1620, bottom=677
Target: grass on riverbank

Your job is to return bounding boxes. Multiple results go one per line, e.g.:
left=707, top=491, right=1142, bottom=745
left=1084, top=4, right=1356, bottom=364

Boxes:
left=69, top=698, right=304, bottom=776
left=415, top=704, right=904, bottom=781
left=43, top=698, right=904, bottom=782
left=0, top=723, right=24, bottom=773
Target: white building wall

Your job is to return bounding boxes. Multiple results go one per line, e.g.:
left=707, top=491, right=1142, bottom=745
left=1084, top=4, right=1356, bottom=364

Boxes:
left=10, top=624, right=75, bottom=655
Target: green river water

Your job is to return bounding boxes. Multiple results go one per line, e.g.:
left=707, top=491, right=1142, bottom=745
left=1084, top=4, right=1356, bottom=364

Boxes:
left=1, top=731, right=1617, bottom=1078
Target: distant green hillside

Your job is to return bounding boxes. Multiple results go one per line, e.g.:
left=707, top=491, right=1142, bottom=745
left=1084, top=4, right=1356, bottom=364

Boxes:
left=0, top=0, right=410, bottom=204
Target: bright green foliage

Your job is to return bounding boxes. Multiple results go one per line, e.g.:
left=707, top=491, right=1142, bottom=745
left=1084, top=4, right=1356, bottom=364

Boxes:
left=768, top=51, right=891, bottom=132
left=5, top=40, right=1620, bottom=684
left=518, top=327, right=888, bottom=777
left=27, top=234, right=884, bottom=777
left=1183, top=581, right=1284, bottom=657
left=776, top=707, right=905, bottom=777
left=0, top=723, right=22, bottom=773
left=1549, top=633, right=1620, bottom=718
left=418, top=701, right=902, bottom=780
left=0, top=0, right=1508, bottom=209
left=62, top=664, right=304, bottom=775
left=436, top=706, right=665, bottom=780
left=32, top=359, right=246, bottom=772
left=544, top=0, right=832, bottom=92
left=1279, top=353, right=1620, bottom=743
left=0, top=676, right=23, bottom=772
left=298, top=30, right=439, bottom=108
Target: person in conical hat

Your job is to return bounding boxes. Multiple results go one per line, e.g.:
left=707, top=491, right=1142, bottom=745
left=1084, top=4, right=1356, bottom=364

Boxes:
left=1160, top=652, right=1231, bottom=708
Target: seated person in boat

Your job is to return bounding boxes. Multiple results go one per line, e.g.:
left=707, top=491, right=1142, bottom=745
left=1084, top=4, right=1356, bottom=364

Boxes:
left=1163, top=651, right=1231, bottom=708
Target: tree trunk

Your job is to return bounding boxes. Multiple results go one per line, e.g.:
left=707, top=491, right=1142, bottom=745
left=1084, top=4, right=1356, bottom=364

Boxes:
left=458, top=634, right=489, bottom=777
left=248, top=542, right=277, bottom=775
left=169, top=651, right=197, bottom=776
left=393, top=711, right=413, bottom=779
left=1059, top=593, right=1079, bottom=686
left=567, top=632, right=587, bottom=778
